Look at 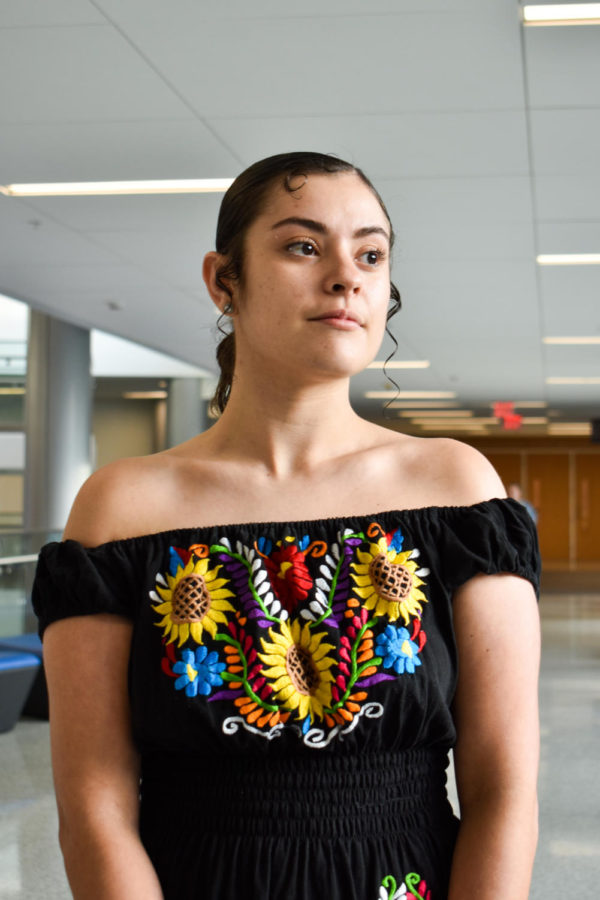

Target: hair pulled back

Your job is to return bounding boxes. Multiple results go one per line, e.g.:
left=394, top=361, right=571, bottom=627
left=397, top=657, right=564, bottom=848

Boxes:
left=211, top=151, right=401, bottom=415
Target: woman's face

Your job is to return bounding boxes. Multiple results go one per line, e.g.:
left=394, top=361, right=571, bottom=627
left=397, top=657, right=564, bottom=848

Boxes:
left=229, top=171, right=393, bottom=385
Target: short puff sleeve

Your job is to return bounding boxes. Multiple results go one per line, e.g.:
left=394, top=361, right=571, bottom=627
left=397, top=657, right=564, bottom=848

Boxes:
left=429, top=498, right=541, bottom=598
left=32, top=539, right=139, bottom=638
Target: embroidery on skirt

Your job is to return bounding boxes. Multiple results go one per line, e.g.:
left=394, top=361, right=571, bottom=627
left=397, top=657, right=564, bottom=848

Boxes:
left=378, top=872, right=432, bottom=900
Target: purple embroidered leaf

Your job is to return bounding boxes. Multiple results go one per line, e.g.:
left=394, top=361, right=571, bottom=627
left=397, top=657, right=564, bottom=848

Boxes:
left=209, top=689, right=245, bottom=702
left=356, top=673, right=395, bottom=688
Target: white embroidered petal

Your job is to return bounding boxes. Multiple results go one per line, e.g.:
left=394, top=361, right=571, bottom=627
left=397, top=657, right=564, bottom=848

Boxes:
left=149, top=590, right=161, bottom=602
left=299, top=608, right=316, bottom=621
left=235, top=540, right=243, bottom=556
left=261, top=591, right=275, bottom=607
left=330, top=542, right=340, bottom=559
left=325, top=554, right=336, bottom=568
left=315, top=588, right=328, bottom=605
left=416, top=567, right=430, bottom=577
left=394, top=885, right=407, bottom=899
left=218, top=537, right=231, bottom=550
left=378, top=888, right=388, bottom=900
left=410, top=548, right=420, bottom=559
left=254, top=569, right=268, bottom=586
left=315, top=578, right=329, bottom=591
left=343, top=528, right=353, bottom=538
left=309, top=600, right=325, bottom=614
left=269, top=599, right=282, bottom=616
left=251, top=557, right=262, bottom=573
left=246, top=548, right=255, bottom=563
left=257, top=580, right=271, bottom=597
left=279, top=609, right=289, bottom=621
left=319, top=565, right=332, bottom=579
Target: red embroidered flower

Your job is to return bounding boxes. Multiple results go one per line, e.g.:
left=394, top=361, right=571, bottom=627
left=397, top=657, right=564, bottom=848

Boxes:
left=264, top=542, right=313, bottom=614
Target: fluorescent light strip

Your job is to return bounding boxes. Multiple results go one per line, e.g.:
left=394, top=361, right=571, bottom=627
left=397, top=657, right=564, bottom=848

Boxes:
left=397, top=410, right=473, bottom=418
left=411, top=417, right=498, bottom=426
left=548, top=423, right=591, bottom=433
left=543, top=336, right=600, bottom=345
left=0, top=387, right=25, bottom=395
left=366, top=360, right=430, bottom=369
left=512, top=400, right=548, bottom=408
left=0, top=178, right=234, bottom=197
left=546, top=376, right=600, bottom=384
left=123, top=390, right=168, bottom=399
left=388, top=401, right=460, bottom=409
left=537, top=254, right=600, bottom=265
left=521, top=417, right=549, bottom=424
left=522, top=4, right=600, bottom=25
left=418, top=424, right=489, bottom=432
left=365, top=390, right=457, bottom=399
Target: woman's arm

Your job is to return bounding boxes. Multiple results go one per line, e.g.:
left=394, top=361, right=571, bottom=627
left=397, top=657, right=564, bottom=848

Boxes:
left=44, top=614, right=163, bottom=899
left=448, top=572, right=540, bottom=899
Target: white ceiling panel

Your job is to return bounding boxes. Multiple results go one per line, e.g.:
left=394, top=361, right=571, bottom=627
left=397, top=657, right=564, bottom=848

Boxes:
left=95, top=7, right=525, bottom=118
left=0, top=0, right=105, bottom=27
left=20, top=192, right=223, bottom=236
left=539, top=267, right=600, bottom=334
left=0, top=120, right=240, bottom=183
left=524, top=24, right=600, bottom=109
left=392, top=223, right=534, bottom=262
left=537, top=222, right=600, bottom=254
left=379, top=177, right=534, bottom=225
left=534, top=175, right=600, bottom=222
left=208, top=111, right=529, bottom=178
left=530, top=110, right=600, bottom=176
left=0, top=26, right=192, bottom=123
left=84, top=230, right=208, bottom=290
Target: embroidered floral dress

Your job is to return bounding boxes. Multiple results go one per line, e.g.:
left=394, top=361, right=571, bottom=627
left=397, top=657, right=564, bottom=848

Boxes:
left=33, top=498, right=540, bottom=900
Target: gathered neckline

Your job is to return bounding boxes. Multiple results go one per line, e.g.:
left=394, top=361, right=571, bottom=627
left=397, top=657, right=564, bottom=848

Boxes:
left=64, top=496, right=521, bottom=552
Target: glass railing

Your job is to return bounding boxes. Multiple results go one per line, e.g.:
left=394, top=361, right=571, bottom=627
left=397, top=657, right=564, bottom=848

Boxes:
left=0, top=529, right=61, bottom=637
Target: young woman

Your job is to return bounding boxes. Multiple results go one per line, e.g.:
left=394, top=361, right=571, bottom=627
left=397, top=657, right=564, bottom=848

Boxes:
left=33, top=152, right=541, bottom=899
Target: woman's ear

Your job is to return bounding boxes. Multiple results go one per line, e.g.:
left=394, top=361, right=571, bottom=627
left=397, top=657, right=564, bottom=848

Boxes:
left=203, top=251, right=233, bottom=314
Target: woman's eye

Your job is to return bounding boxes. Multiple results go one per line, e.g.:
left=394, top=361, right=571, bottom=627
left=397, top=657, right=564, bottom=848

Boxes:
left=287, top=241, right=317, bottom=256
left=359, top=249, right=384, bottom=266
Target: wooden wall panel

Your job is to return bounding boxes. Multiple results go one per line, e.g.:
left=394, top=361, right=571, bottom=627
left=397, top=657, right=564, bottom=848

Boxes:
left=486, top=453, right=521, bottom=491
left=575, top=455, right=600, bottom=563
left=527, top=454, right=570, bottom=563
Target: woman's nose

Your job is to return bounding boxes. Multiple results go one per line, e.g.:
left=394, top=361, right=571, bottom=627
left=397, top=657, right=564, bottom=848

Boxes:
left=324, top=253, right=361, bottom=295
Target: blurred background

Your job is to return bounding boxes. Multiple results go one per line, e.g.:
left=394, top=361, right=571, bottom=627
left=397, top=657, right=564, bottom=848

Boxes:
left=0, top=1, right=598, bottom=897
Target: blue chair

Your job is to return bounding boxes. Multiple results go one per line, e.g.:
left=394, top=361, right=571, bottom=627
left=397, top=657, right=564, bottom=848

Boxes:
left=0, top=649, right=41, bottom=732
left=0, top=634, right=48, bottom=719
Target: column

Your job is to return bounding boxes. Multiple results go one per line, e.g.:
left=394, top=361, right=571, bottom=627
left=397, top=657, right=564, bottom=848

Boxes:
left=165, top=378, right=209, bottom=448
left=23, top=311, right=92, bottom=533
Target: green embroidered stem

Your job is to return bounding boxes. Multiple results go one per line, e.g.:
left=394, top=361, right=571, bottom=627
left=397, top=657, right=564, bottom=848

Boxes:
left=212, top=544, right=280, bottom=624
left=406, top=873, right=424, bottom=899
left=312, top=530, right=364, bottom=628
left=328, top=617, right=380, bottom=713
left=214, top=633, right=278, bottom=712
left=381, top=875, right=397, bottom=897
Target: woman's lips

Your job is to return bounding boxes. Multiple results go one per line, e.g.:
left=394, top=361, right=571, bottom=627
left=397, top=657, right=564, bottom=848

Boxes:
left=310, top=310, right=363, bottom=329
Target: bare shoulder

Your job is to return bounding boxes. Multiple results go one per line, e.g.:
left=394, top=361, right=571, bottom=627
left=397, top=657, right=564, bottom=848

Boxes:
left=379, top=432, right=506, bottom=508
left=63, top=453, right=176, bottom=547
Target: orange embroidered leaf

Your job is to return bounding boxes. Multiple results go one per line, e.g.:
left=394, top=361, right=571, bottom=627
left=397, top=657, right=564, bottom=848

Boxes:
left=344, top=609, right=355, bottom=619
left=346, top=702, right=361, bottom=713
left=349, top=691, right=367, bottom=702
left=247, top=707, right=263, bottom=724
left=325, top=714, right=335, bottom=728
left=228, top=665, right=244, bottom=674
left=338, top=708, right=353, bottom=722
left=360, top=665, right=378, bottom=678
left=362, top=629, right=374, bottom=640
left=347, top=598, right=360, bottom=608
left=257, top=712, right=272, bottom=728
left=229, top=681, right=243, bottom=689
left=357, top=650, right=373, bottom=664
left=359, top=639, right=374, bottom=652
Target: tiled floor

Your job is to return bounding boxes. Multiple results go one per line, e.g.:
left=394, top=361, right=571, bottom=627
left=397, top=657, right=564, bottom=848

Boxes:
left=1, top=591, right=599, bottom=898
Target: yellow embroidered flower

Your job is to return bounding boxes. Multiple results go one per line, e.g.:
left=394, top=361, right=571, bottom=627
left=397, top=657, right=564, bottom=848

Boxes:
left=153, top=554, right=234, bottom=646
left=258, top=620, right=335, bottom=722
left=350, top=537, right=427, bottom=624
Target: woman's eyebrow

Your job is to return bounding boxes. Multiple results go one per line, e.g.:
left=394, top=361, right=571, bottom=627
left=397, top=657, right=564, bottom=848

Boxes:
left=271, top=216, right=390, bottom=242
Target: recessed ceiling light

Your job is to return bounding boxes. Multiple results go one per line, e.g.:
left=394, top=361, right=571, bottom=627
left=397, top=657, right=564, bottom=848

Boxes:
left=543, top=336, right=600, bottom=344
left=522, top=4, right=600, bottom=25
left=546, top=377, right=600, bottom=384
left=548, top=423, right=591, bottom=434
left=537, top=254, right=600, bottom=265
left=411, top=417, right=498, bottom=426
left=365, top=390, right=457, bottom=399
left=0, top=387, right=25, bottom=395
left=521, top=417, right=549, bottom=424
left=418, top=423, right=489, bottom=432
left=366, top=360, right=430, bottom=369
left=0, top=178, right=234, bottom=197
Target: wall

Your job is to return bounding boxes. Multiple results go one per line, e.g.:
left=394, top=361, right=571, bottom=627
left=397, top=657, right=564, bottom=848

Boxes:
left=469, top=437, right=600, bottom=567
left=92, top=399, right=160, bottom=469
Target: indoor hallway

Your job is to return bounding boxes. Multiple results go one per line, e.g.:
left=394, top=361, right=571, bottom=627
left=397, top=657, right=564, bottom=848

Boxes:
left=0, top=588, right=599, bottom=898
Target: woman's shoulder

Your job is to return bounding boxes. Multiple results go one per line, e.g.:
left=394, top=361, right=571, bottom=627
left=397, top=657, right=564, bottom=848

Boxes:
left=377, top=431, right=506, bottom=509
left=63, top=452, right=181, bottom=547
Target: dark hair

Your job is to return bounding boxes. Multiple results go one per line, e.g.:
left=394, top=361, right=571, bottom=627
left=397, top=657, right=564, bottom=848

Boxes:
left=210, top=151, right=401, bottom=414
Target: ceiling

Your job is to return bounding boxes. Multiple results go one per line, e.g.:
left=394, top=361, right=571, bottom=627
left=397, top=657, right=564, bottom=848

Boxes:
left=0, top=0, right=599, bottom=437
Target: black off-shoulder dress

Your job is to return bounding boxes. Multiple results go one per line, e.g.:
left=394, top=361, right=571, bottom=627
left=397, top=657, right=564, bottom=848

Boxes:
left=33, top=498, right=540, bottom=900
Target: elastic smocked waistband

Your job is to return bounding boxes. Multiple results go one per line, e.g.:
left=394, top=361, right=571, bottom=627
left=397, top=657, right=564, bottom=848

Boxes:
left=140, top=749, right=454, bottom=839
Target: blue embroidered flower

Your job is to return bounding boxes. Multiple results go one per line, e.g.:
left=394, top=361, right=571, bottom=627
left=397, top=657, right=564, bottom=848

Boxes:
left=173, top=645, right=226, bottom=697
left=375, top=624, right=422, bottom=675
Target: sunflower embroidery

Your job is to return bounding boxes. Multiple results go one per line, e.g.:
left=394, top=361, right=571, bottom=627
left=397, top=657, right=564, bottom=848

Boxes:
left=152, top=547, right=235, bottom=646
left=258, top=619, right=336, bottom=726
left=350, top=528, right=429, bottom=625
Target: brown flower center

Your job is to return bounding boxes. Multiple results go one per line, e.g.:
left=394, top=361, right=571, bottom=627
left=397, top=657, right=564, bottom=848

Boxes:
left=285, top=643, right=320, bottom=695
left=171, top=575, right=211, bottom=623
left=369, top=554, right=413, bottom=602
